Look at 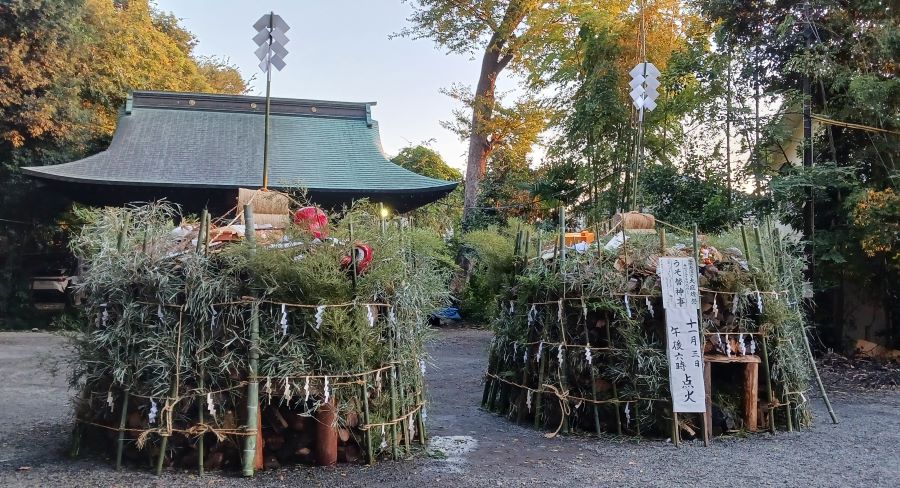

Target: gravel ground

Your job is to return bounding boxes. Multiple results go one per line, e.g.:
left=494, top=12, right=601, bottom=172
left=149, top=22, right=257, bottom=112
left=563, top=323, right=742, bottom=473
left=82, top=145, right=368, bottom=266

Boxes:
left=0, top=328, right=897, bottom=487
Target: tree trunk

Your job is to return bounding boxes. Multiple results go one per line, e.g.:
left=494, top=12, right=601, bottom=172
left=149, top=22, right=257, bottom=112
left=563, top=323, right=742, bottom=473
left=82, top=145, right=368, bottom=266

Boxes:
left=462, top=36, right=504, bottom=224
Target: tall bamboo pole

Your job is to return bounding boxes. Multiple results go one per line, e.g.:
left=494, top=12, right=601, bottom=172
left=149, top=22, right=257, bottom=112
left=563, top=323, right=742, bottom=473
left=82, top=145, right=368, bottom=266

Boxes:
left=557, top=206, right=570, bottom=434
left=197, top=209, right=209, bottom=474
left=241, top=206, right=260, bottom=477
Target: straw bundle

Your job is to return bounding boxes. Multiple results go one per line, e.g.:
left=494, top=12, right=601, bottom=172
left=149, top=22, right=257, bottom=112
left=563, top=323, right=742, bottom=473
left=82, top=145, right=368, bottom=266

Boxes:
left=237, top=188, right=291, bottom=227
left=613, top=211, right=656, bottom=230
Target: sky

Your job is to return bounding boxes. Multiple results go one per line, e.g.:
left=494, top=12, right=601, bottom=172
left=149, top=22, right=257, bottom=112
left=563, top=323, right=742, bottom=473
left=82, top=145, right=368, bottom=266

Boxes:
left=153, top=0, right=518, bottom=173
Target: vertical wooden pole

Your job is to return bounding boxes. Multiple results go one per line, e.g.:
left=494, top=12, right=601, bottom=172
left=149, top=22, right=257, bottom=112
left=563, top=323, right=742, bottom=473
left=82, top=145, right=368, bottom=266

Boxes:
left=197, top=209, right=208, bottom=475
left=557, top=206, right=570, bottom=434
left=744, top=362, right=759, bottom=431
left=115, top=215, right=132, bottom=470
left=753, top=227, right=777, bottom=433
left=693, top=223, right=709, bottom=446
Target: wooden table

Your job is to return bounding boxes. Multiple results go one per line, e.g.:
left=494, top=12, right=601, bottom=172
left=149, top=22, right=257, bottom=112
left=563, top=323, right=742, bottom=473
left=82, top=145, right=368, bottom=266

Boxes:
left=704, top=354, right=761, bottom=436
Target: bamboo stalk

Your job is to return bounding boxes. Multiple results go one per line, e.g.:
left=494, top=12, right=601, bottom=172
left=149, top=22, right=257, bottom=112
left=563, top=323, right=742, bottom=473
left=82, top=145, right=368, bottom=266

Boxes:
left=241, top=300, right=261, bottom=476
left=693, top=224, right=708, bottom=446
left=115, top=216, right=132, bottom=469
left=361, top=376, right=374, bottom=463
left=753, top=227, right=778, bottom=433
left=115, top=390, right=129, bottom=470
left=389, top=364, right=401, bottom=460
left=557, top=206, right=570, bottom=434
left=533, top=316, right=549, bottom=430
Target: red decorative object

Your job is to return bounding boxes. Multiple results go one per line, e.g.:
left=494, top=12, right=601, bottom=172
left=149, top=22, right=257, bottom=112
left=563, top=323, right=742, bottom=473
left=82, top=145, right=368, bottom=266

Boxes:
left=340, top=243, right=374, bottom=274
left=293, top=207, right=329, bottom=239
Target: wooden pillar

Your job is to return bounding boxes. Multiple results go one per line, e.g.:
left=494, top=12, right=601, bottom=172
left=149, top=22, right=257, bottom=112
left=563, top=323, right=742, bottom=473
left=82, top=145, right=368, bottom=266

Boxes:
left=744, top=362, right=759, bottom=432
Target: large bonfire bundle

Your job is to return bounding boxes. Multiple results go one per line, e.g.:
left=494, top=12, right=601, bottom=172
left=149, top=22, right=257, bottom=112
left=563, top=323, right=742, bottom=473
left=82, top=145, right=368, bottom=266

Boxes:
left=483, top=220, right=814, bottom=440
left=66, top=199, right=449, bottom=475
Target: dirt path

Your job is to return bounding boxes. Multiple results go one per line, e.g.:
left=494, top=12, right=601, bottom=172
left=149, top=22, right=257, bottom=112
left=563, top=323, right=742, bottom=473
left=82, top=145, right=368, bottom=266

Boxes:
left=1, top=328, right=898, bottom=487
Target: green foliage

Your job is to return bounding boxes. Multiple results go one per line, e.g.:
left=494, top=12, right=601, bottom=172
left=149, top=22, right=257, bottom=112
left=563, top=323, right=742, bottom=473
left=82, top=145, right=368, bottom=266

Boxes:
left=391, top=145, right=464, bottom=232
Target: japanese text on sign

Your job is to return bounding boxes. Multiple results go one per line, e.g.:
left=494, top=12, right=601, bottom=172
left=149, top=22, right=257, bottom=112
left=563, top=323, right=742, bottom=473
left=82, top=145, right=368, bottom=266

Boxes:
left=658, top=257, right=706, bottom=413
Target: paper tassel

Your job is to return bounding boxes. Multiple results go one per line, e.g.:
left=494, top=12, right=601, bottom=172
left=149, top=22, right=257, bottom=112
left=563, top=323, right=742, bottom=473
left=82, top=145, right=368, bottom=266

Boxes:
left=536, top=341, right=543, bottom=361
left=209, top=304, right=217, bottom=330
left=523, top=347, right=528, bottom=363
left=367, top=304, right=376, bottom=328
left=379, top=425, right=388, bottom=450
left=206, top=392, right=216, bottom=417
left=557, top=345, right=564, bottom=365
left=725, top=335, right=733, bottom=357
left=624, top=294, right=632, bottom=318
left=557, top=299, right=564, bottom=324
left=749, top=337, right=757, bottom=355
left=624, top=402, right=631, bottom=425
left=581, top=299, right=588, bottom=319
left=323, top=377, right=330, bottom=403
left=738, top=333, right=746, bottom=355
left=526, top=390, right=533, bottom=412
left=148, top=399, right=158, bottom=424
left=280, top=304, right=289, bottom=336
left=106, top=390, right=114, bottom=412
left=283, top=377, right=292, bottom=401
left=712, top=294, right=719, bottom=317
left=315, top=305, right=325, bottom=330
left=527, top=304, right=537, bottom=326
left=303, top=376, right=310, bottom=402
left=584, top=345, right=593, bottom=365
left=645, top=296, right=654, bottom=318
left=756, top=291, right=763, bottom=313
left=265, top=376, right=273, bottom=403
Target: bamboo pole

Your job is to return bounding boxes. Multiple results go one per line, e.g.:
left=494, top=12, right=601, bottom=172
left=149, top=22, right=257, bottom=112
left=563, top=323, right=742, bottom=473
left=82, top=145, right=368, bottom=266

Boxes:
left=389, top=364, right=401, bottom=460
left=693, top=224, right=708, bottom=446
left=557, top=206, right=570, bottom=434
left=753, top=227, right=778, bottom=433
left=241, top=206, right=260, bottom=477
left=597, top=224, right=622, bottom=436
left=115, top=215, right=132, bottom=469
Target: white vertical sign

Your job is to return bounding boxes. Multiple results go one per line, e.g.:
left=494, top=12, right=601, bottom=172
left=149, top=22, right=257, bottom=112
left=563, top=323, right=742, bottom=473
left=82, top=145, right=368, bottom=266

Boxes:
left=658, top=257, right=706, bottom=413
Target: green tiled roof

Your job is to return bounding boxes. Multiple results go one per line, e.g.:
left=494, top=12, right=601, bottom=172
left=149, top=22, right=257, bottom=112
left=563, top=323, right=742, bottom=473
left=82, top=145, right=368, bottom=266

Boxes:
left=23, top=91, right=458, bottom=196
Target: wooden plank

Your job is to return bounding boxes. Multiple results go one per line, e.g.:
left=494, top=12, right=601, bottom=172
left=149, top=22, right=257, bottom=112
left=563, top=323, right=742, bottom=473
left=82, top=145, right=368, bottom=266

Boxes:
left=743, top=362, right=759, bottom=432
left=704, top=354, right=761, bottom=364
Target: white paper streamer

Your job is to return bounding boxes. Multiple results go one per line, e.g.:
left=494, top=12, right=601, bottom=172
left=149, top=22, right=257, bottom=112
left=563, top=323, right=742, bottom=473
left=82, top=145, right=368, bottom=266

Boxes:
left=265, top=376, right=272, bottom=403
left=323, top=376, right=330, bottom=403
left=645, top=296, right=654, bottom=318
left=283, top=376, right=292, bottom=401
left=738, top=333, right=746, bottom=355
left=315, top=305, right=325, bottom=330
left=527, top=304, right=537, bottom=326
left=526, top=390, right=533, bottom=412
left=624, top=401, right=631, bottom=425
left=375, top=370, right=382, bottom=395
left=379, top=425, right=387, bottom=450
left=367, top=305, right=376, bottom=328
left=148, top=399, right=158, bottom=424
left=749, top=337, right=757, bottom=355
left=557, top=299, right=564, bottom=324
left=557, top=345, right=564, bottom=365
left=584, top=345, right=593, bottom=365
left=536, top=341, right=543, bottom=362
left=419, top=358, right=427, bottom=376
left=509, top=300, right=515, bottom=314
left=280, top=304, right=289, bottom=336
left=712, top=294, right=719, bottom=317
left=303, top=376, right=310, bottom=402
left=101, top=306, right=109, bottom=327
left=206, top=392, right=216, bottom=417
left=732, top=295, right=740, bottom=314
left=523, top=347, right=528, bottom=363
left=388, top=306, right=397, bottom=324
left=581, top=299, right=588, bottom=319
left=725, top=334, right=733, bottom=357
left=107, top=390, right=115, bottom=412
left=624, top=294, right=632, bottom=318
left=756, top=291, right=763, bottom=313
left=408, top=415, right=415, bottom=438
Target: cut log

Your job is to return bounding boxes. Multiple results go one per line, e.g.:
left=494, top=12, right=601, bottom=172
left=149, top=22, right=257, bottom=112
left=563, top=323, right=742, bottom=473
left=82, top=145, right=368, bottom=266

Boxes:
left=744, top=361, right=759, bottom=432
left=315, top=398, right=338, bottom=466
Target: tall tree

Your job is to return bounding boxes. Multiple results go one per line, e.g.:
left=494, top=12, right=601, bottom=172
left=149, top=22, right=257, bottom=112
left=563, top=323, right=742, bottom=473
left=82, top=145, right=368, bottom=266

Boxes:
left=399, top=0, right=553, bottom=224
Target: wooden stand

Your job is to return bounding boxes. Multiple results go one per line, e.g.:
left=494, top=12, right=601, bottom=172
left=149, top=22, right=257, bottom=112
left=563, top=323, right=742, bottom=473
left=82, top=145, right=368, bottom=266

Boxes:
left=703, top=354, right=761, bottom=435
